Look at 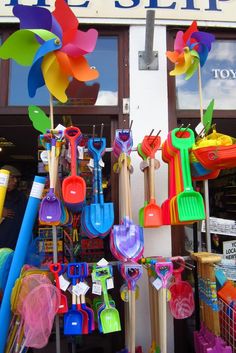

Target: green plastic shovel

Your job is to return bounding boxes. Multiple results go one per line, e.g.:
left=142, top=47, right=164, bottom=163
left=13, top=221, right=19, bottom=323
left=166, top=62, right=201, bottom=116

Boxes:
left=171, top=128, right=205, bottom=222
left=94, top=267, right=121, bottom=334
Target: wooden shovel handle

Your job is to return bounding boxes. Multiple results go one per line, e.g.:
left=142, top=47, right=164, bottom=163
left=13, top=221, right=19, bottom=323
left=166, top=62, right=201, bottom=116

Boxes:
left=123, top=154, right=131, bottom=218
left=130, top=290, right=136, bottom=353
left=124, top=300, right=130, bottom=351
left=157, top=287, right=167, bottom=353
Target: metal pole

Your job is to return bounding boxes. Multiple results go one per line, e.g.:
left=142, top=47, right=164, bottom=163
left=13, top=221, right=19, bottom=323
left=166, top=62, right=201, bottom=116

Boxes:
left=204, top=180, right=211, bottom=252
left=144, top=10, right=155, bottom=65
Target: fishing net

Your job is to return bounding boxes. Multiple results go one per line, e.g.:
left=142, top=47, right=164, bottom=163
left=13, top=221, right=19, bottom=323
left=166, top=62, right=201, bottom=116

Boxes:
left=21, top=283, right=60, bottom=348
left=11, top=272, right=60, bottom=348
left=12, top=273, right=51, bottom=314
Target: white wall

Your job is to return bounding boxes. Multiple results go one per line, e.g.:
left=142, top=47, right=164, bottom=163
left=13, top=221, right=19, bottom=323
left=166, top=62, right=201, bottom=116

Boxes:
left=129, top=25, right=174, bottom=353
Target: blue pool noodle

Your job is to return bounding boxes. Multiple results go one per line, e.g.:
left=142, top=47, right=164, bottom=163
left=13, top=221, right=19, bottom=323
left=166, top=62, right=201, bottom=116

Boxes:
left=0, top=176, right=46, bottom=353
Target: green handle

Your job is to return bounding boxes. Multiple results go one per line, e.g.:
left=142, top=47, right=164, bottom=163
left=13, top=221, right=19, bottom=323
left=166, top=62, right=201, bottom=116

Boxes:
left=93, top=266, right=112, bottom=308
left=100, top=277, right=111, bottom=308
left=180, top=148, right=193, bottom=191
left=171, top=128, right=195, bottom=191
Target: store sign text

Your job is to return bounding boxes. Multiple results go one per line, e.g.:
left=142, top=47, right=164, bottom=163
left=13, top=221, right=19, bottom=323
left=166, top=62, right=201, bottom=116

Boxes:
left=223, top=240, right=236, bottom=260
left=212, top=69, right=236, bottom=79
left=4, top=0, right=230, bottom=12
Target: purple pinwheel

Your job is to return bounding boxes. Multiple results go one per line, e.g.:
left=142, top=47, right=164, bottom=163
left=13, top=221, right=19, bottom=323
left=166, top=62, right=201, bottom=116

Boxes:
left=166, top=21, right=215, bottom=79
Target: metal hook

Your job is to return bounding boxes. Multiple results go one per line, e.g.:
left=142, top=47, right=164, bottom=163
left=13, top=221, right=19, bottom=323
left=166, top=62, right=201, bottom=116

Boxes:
left=122, top=119, right=126, bottom=134
left=179, top=123, right=191, bottom=137
left=177, top=123, right=184, bottom=131
left=92, top=125, right=96, bottom=141
left=174, top=260, right=195, bottom=271
left=210, top=123, right=217, bottom=133
left=129, top=120, right=133, bottom=131
left=151, top=129, right=161, bottom=146
left=100, top=123, right=104, bottom=141
left=148, top=129, right=154, bottom=138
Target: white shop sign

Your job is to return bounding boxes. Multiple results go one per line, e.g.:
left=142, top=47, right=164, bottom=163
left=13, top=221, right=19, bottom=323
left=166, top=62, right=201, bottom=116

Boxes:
left=223, top=240, right=236, bottom=260
left=201, top=217, right=236, bottom=237
left=0, top=0, right=235, bottom=23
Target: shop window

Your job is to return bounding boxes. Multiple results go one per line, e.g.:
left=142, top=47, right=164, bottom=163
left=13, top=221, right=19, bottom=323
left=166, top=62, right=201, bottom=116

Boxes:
left=176, top=39, right=236, bottom=110
left=8, top=36, right=118, bottom=106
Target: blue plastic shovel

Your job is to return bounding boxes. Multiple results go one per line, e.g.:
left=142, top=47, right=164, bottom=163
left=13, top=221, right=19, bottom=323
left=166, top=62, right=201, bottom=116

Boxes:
left=64, top=263, right=83, bottom=335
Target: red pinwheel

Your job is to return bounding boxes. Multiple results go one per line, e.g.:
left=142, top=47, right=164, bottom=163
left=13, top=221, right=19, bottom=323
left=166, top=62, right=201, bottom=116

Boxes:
left=0, top=0, right=99, bottom=102
left=166, top=21, right=215, bottom=79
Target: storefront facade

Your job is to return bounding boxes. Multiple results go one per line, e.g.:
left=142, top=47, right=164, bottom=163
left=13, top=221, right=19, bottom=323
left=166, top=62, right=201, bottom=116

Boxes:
left=0, top=1, right=236, bottom=352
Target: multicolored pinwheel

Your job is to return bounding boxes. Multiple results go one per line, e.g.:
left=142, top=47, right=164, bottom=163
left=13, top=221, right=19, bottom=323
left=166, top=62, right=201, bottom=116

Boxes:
left=0, top=0, right=99, bottom=102
left=166, top=21, right=215, bottom=79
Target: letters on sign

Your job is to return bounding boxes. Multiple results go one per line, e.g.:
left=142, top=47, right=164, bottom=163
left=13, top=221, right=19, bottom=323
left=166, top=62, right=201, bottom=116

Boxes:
left=4, top=0, right=230, bottom=11
left=212, top=69, right=236, bottom=79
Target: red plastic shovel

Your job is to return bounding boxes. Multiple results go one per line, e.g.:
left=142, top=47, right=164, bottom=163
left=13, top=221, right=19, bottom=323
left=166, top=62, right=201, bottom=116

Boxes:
left=142, top=134, right=162, bottom=227
left=49, top=263, right=68, bottom=314
left=169, top=257, right=194, bottom=319
left=62, top=126, right=86, bottom=211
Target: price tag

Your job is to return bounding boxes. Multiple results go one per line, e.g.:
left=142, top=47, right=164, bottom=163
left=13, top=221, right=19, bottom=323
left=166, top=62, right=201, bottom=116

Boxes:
left=92, top=282, right=102, bottom=295
left=99, top=158, right=105, bottom=168
left=152, top=277, right=162, bottom=291
left=59, top=275, right=70, bottom=292
left=87, top=158, right=94, bottom=171
left=77, top=146, right=84, bottom=160
left=72, top=283, right=83, bottom=297
left=106, top=277, right=114, bottom=290
left=55, top=124, right=66, bottom=132
left=195, top=122, right=205, bottom=137
left=97, top=258, right=109, bottom=267
left=78, top=282, right=90, bottom=295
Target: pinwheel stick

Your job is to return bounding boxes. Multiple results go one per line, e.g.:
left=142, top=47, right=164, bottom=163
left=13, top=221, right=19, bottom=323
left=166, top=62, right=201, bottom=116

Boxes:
left=49, top=93, right=61, bottom=353
left=197, top=64, right=211, bottom=252
left=198, top=65, right=204, bottom=122
left=50, top=94, right=54, bottom=130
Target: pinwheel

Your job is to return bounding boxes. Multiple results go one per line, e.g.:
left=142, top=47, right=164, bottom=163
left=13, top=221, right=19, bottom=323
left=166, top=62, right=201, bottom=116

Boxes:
left=166, top=21, right=215, bottom=79
left=0, top=0, right=99, bottom=103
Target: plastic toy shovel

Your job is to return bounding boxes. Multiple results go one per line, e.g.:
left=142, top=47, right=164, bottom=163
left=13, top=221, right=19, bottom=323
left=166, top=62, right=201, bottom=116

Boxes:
left=94, top=267, right=121, bottom=334
left=155, top=261, right=173, bottom=353
left=88, top=137, right=114, bottom=234
left=171, top=128, right=205, bottom=222
left=49, top=263, right=68, bottom=314
left=62, top=126, right=86, bottom=212
left=39, top=139, right=61, bottom=224
left=137, top=143, right=149, bottom=227
left=64, top=263, right=83, bottom=335
left=169, top=257, right=194, bottom=319
left=142, top=135, right=162, bottom=227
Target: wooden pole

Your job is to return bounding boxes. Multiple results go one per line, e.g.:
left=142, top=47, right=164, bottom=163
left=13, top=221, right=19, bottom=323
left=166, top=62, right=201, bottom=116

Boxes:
left=198, top=65, right=211, bottom=252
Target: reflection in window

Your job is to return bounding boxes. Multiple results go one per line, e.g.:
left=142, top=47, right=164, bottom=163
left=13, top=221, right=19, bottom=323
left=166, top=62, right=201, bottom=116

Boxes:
left=8, top=36, right=118, bottom=106
left=176, top=40, right=236, bottom=110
